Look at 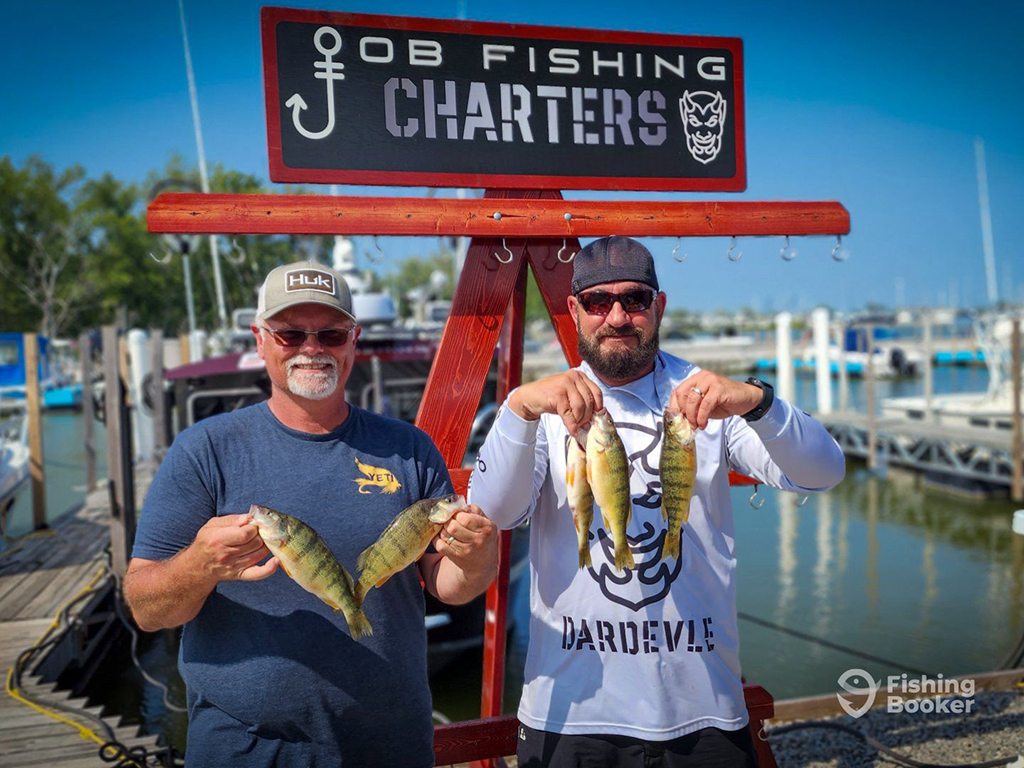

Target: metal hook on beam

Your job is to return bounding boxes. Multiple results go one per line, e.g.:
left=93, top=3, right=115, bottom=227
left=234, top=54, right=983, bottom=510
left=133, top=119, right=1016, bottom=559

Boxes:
left=727, top=237, right=743, bottom=262
left=149, top=251, right=173, bottom=265
left=672, top=237, right=687, bottom=262
left=367, top=235, right=385, bottom=263
left=494, top=238, right=514, bottom=264
left=557, top=239, right=576, bottom=263
left=224, top=238, right=247, bottom=266
left=780, top=235, right=798, bottom=262
left=831, top=234, right=848, bottom=262
left=749, top=485, right=765, bottom=509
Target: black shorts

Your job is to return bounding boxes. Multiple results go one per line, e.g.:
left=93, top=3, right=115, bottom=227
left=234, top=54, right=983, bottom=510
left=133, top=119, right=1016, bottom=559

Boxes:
left=516, top=723, right=758, bottom=768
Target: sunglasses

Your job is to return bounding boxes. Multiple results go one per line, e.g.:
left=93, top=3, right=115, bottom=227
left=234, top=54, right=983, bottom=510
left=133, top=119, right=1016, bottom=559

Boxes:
left=576, top=289, right=656, bottom=315
left=260, top=325, right=354, bottom=347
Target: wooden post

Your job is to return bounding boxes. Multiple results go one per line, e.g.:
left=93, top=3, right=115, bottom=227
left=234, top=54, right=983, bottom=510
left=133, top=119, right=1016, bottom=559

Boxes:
left=922, top=311, right=934, bottom=422
left=151, top=329, right=168, bottom=457
left=865, top=324, right=877, bottom=471
left=103, top=325, right=136, bottom=576
left=80, top=332, right=96, bottom=492
left=179, top=332, right=191, bottom=367
left=23, top=333, right=46, bottom=529
left=1012, top=318, right=1022, bottom=503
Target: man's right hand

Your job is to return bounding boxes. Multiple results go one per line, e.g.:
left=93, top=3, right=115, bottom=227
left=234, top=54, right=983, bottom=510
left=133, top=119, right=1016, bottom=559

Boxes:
left=188, top=514, right=279, bottom=584
left=507, top=370, right=603, bottom=438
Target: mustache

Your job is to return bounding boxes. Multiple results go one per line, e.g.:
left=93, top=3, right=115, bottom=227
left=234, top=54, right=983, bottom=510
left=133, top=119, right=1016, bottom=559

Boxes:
left=596, top=326, right=643, bottom=340
left=286, top=354, right=338, bottom=371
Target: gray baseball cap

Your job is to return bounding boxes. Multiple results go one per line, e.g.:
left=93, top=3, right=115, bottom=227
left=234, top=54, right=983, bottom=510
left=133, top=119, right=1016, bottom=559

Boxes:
left=256, top=260, right=356, bottom=323
left=571, top=236, right=660, bottom=295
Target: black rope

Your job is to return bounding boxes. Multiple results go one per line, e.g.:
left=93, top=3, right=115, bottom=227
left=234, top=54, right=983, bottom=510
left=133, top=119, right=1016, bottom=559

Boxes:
left=738, top=611, right=933, bottom=676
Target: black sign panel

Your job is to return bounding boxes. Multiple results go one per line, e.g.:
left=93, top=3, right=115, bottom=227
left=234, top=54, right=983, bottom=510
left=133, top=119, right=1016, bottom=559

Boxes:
left=262, top=8, right=745, bottom=191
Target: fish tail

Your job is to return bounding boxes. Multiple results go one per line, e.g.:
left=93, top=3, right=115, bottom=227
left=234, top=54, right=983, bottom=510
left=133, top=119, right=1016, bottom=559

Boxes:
left=663, top=529, right=680, bottom=561
left=614, top=540, right=635, bottom=572
left=342, top=605, right=374, bottom=640
left=578, top=542, right=592, bottom=570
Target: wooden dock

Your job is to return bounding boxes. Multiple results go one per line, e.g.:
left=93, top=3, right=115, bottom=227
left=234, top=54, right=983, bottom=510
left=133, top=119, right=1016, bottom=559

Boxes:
left=818, top=409, right=1018, bottom=491
left=0, top=473, right=161, bottom=767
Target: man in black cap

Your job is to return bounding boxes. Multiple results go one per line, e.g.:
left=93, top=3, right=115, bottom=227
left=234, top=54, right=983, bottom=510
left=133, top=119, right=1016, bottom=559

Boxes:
left=469, top=236, right=845, bottom=767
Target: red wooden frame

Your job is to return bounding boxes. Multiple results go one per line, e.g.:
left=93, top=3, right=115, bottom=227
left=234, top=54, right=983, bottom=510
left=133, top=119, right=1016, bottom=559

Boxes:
left=434, top=684, right=778, bottom=766
left=261, top=7, right=746, bottom=191
left=147, top=193, right=849, bottom=238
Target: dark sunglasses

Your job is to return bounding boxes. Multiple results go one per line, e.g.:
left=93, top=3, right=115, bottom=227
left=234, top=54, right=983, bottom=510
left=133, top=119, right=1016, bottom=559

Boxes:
left=260, top=325, right=354, bottom=347
left=576, top=289, right=655, bottom=315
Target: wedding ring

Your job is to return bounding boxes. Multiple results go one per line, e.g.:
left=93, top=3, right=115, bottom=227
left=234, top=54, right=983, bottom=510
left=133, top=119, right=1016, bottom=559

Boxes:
left=447, top=535, right=455, bottom=545
left=692, top=387, right=704, bottom=397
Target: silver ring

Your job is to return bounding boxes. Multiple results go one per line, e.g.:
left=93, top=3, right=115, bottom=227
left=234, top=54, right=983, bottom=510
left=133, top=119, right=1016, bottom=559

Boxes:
left=692, top=387, right=704, bottom=397
left=447, top=535, right=455, bottom=545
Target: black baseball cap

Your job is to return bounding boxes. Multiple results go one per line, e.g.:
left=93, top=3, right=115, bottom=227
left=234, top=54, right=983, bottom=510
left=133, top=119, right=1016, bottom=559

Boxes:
left=571, top=236, right=660, bottom=295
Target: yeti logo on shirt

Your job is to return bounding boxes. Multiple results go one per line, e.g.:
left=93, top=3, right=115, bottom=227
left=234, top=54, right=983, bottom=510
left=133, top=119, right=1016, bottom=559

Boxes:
left=569, top=419, right=684, bottom=612
left=353, top=457, right=402, bottom=494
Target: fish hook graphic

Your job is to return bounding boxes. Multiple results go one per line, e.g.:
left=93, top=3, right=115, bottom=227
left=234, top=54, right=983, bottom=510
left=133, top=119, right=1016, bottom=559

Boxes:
left=285, top=27, right=345, bottom=140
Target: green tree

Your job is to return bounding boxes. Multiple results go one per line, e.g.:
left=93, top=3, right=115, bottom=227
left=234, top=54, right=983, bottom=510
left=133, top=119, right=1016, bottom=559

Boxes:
left=0, top=156, right=88, bottom=337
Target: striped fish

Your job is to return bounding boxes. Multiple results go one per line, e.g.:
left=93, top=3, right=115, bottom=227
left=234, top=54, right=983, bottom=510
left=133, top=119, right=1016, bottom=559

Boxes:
left=659, top=408, right=697, bottom=561
left=249, top=504, right=372, bottom=640
left=354, top=494, right=466, bottom=607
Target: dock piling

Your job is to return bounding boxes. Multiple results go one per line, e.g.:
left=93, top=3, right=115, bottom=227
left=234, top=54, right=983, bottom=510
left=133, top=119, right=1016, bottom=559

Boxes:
left=80, top=331, right=97, bottom=492
left=864, top=324, right=877, bottom=471
left=23, top=332, right=46, bottom=529
left=1012, top=318, right=1022, bottom=503
left=103, top=325, right=137, bottom=577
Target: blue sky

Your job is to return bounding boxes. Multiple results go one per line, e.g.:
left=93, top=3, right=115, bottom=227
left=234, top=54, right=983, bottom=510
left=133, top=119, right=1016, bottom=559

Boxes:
left=3, top=0, right=1022, bottom=315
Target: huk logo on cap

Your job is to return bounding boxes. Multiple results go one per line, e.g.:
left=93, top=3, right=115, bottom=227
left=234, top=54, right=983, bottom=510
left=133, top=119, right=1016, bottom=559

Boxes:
left=285, top=269, right=336, bottom=295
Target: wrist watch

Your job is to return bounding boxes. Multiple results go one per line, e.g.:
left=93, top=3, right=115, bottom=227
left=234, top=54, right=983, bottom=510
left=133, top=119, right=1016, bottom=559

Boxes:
left=741, top=378, right=774, bottom=422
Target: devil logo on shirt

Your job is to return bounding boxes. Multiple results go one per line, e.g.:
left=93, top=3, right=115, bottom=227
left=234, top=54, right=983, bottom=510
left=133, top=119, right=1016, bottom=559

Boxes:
left=567, top=419, right=685, bottom=612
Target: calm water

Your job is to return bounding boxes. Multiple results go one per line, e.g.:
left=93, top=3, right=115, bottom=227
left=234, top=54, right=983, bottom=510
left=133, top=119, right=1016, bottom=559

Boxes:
left=7, top=363, right=1021, bottom=753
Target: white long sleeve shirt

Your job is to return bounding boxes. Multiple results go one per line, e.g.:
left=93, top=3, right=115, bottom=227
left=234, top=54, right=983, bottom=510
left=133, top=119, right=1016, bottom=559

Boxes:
left=468, top=352, right=845, bottom=740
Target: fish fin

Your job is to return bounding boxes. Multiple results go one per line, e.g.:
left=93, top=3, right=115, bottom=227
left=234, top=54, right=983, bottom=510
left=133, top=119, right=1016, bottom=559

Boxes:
left=601, top=511, right=611, bottom=531
left=663, top=531, right=680, bottom=561
left=280, top=562, right=294, bottom=580
left=661, top=503, right=669, bottom=521
left=615, top=542, right=636, bottom=572
left=578, top=544, right=592, bottom=570
left=356, top=547, right=372, bottom=572
left=342, top=607, right=374, bottom=640
left=375, top=574, right=393, bottom=589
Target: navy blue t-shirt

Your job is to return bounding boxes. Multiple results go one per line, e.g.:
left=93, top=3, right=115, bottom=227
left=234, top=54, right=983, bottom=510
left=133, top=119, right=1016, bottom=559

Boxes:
left=132, top=402, right=452, bottom=767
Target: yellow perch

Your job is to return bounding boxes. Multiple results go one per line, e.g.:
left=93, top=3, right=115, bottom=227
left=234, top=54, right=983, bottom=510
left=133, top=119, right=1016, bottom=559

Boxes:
left=354, top=494, right=467, bottom=606
left=660, top=408, right=698, bottom=561
left=566, top=436, right=594, bottom=569
left=586, top=409, right=635, bottom=572
left=249, top=504, right=373, bottom=640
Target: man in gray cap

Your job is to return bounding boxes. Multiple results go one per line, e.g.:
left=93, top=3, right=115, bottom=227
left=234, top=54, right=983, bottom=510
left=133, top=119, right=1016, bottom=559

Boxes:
left=124, top=260, right=497, bottom=767
left=470, top=237, right=845, bottom=767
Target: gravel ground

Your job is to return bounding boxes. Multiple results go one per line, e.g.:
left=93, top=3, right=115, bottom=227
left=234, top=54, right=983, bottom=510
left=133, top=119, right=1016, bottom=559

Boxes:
left=766, top=690, right=1024, bottom=767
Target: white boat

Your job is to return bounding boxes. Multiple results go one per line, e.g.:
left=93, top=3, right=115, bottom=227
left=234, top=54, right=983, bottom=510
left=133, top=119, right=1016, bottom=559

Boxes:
left=882, top=314, right=1019, bottom=434
left=0, top=407, right=30, bottom=518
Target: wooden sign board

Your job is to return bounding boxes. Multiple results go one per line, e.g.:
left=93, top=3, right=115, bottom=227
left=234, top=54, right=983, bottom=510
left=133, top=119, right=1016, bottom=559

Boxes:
left=261, top=8, right=746, bottom=191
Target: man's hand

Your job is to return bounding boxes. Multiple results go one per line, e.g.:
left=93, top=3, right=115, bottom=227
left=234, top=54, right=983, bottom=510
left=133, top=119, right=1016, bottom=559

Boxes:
left=669, top=371, right=762, bottom=430
left=188, top=514, right=279, bottom=585
left=507, top=370, right=603, bottom=439
left=432, top=504, right=498, bottom=577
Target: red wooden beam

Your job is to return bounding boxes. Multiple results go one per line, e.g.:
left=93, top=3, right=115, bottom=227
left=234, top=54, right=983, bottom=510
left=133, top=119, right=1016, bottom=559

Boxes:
left=433, top=684, right=777, bottom=765
left=147, top=193, right=850, bottom=238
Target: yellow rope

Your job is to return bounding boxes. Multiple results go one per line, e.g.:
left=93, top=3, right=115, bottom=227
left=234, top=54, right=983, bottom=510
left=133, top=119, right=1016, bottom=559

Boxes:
left=3, top=566, right=113, bottom=749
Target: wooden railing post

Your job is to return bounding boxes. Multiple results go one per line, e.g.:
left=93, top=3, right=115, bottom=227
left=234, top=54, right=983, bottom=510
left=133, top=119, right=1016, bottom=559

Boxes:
left=151, top=329, right=168, bottom=459
left=23, top=333, right=46, bottom=529
left=103, top=325, right=136, bottom=577
left=80, top=332, right=97, bottom=492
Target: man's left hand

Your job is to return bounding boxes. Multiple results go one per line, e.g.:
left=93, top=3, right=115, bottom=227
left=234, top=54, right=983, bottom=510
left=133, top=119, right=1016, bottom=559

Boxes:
left=433, top=504, right=498, bottom=576
left=669, top=371, right=762, bottom=430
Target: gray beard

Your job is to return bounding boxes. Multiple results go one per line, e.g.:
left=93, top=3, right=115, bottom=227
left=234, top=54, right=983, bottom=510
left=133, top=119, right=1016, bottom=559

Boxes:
left=577, top=319, right=660, bottom=381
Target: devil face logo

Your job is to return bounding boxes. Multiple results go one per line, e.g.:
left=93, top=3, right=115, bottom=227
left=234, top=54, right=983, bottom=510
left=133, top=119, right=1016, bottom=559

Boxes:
left=679, top=91, right=727, bottom=165
left=569, top=420, right=684, bottom=612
